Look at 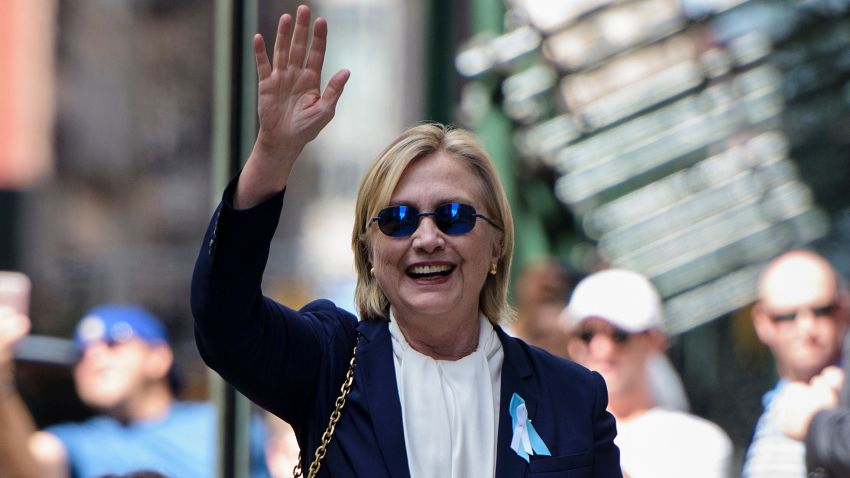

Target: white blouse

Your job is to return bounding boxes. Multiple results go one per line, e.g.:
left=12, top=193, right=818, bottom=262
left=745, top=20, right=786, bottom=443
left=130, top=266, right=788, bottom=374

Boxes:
left=389, top=313, right=504, bottom=478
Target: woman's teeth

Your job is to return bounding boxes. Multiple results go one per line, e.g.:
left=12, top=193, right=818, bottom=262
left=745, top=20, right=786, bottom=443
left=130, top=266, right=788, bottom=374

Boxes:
left=407, top=264, right=454, bottom=278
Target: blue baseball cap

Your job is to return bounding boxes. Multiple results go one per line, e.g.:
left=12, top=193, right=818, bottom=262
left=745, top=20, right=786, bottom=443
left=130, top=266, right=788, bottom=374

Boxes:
left=73, top=304, right=169, bottom=350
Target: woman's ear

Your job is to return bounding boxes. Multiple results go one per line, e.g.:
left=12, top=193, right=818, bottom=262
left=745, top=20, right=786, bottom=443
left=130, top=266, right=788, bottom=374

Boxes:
left=490, top=236, right=501, bottom=266
left=362, top=239, right=374, bottom=276
left=365, top=238, right=374, bottom=265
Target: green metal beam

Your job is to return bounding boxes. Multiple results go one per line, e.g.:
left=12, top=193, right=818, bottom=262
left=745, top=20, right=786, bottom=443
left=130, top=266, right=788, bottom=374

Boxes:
left=466, top=0, right=551, bottom=282
left=425, top=0, right=456, bottom=124
left=211, top=0, right=258, bottom=477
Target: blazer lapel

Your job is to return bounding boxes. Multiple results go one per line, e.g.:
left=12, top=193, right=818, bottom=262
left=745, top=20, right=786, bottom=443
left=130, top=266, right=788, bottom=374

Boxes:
left=357, top=320, right=411, bottom=478
left=495, top=327, right=537, bottom=478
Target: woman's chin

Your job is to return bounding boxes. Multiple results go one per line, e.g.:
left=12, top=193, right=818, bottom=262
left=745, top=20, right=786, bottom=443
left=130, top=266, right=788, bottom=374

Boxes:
left=395, top=294, right=461, bottom=318
left=390, top=273, right=480, bottom=319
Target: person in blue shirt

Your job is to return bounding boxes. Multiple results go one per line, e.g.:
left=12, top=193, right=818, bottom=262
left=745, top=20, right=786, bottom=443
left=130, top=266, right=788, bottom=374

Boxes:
left=0, top=304, right=270, bottom=478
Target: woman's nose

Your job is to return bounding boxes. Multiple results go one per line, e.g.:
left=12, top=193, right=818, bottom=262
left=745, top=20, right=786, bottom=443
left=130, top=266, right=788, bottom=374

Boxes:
left=411, top=217, right=445, bottom=253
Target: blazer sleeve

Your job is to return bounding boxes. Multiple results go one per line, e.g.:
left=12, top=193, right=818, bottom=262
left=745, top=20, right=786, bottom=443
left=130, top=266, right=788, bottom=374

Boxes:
left=805, top=408, right=850, bottom=476
left=190, top=175, right=357, bottom=424
left=590, top=370, right=623, bottom=477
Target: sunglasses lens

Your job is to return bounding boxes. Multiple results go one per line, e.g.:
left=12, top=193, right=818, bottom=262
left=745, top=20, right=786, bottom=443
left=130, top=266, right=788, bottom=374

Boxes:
left=813, top=303, right=838, bottom=317
left=373, top=203, right=483, bottom=237
left=377, top=206, right=419, bottom=237
left=612, top=330, right=630, bottom=343
left=578, top=328, right=632, bottom=344
left=769, top=302, right=839, bottom=322
left=435, top=203, right=477, bottom=235
left=770, top=312, right=797, bottom=322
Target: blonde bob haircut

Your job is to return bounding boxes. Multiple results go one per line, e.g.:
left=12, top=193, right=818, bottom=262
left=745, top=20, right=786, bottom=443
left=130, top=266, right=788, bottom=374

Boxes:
left=351, top=122, right=515, bottom=324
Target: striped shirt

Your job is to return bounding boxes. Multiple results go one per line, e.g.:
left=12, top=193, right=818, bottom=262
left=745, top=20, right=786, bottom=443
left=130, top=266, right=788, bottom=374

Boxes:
left=742, top=380, right=807, bottom=478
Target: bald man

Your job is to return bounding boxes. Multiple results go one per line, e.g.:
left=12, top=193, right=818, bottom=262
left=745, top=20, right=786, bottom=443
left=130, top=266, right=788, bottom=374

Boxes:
left=742, top=250, right=849, bottom=478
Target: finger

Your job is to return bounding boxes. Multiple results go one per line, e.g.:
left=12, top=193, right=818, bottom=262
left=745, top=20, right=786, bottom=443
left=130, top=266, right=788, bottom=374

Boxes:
left=288, top=4, right=311, bottom=68
left=822, top=365, right=844, bottom=382
left=272, top=13, right=292, bottom=70
left=321, top=69, right=350, bottom=113
left=305, top=17, right=328, bottom=76
left=0, top=310, right=30, bottom=345
left=10, top=313, right=30, bottom=339
left=814, top=366, right=844, bottom=391
left=831, top=369, right=845, bottom=389
left=253, top=34, right=272, bottom=80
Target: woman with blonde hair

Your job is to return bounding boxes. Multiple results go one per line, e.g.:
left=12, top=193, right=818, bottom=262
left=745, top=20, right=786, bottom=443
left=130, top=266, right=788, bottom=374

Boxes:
left=191, top=5, right=621, bottom=477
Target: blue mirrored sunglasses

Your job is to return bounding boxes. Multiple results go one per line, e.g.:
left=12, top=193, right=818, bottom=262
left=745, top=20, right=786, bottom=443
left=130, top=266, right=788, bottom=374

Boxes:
left=370, top=203, right=501, bottom=237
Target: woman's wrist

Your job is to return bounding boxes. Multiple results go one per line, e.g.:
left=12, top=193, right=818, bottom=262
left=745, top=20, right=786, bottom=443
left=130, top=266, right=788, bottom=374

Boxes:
left=254, top=130, right=304, bottom=164
left=234, top=138, right=301, bottom=209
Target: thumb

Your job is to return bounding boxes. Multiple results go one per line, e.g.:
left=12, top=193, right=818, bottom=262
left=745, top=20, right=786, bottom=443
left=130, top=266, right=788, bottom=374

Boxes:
left=0, top=307, right=31, bottom=355
left=813, top=366, right=844, bottom=393
left=321, top=69, right=350, bottom=115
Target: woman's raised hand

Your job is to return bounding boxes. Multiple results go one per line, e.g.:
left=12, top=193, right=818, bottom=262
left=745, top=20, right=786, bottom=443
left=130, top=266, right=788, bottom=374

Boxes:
left=236, top=5, right=349, bottom=208
left=254, top=5, right=348, bottom=153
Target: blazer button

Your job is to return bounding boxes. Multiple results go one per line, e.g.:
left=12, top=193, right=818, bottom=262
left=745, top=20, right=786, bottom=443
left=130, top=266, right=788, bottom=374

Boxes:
left=208, top=212, right=221, bottom=256
left=808, top=467, right=829, bottom=478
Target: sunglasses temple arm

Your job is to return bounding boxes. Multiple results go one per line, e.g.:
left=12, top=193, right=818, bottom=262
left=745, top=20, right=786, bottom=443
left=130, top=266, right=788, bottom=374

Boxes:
left=477, top=214, right=503, bottom=231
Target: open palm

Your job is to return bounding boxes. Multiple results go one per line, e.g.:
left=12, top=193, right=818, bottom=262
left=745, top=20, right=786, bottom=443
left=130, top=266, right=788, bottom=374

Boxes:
left=234, top=5, right=349, bottom=209
left=253, top=5, right=349, bottom=152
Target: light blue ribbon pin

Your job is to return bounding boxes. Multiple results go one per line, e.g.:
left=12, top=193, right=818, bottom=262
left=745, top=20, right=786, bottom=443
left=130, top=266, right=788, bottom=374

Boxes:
left=509, top=393, right=551, bottom=462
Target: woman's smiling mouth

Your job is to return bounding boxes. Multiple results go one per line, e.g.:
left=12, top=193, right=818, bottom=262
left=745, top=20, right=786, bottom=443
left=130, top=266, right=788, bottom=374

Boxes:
left=406, top=264, right=455, bottom=280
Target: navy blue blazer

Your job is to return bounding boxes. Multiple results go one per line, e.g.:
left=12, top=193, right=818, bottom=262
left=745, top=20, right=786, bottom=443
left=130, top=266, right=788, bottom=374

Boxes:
left=191, top=183, right=622, bottom=477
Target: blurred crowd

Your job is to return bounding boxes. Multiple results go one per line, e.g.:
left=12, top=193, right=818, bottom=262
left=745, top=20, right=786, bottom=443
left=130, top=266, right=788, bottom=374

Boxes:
left=0, top=303, right=298, bottom=478
left=1, top=247, right=847, bottom=477
left=507, top=250, right=850, bottom=478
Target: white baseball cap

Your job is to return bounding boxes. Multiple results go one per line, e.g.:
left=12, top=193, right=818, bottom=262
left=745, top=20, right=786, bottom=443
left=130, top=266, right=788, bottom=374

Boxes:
left=564, top=269, right=664, bottom=333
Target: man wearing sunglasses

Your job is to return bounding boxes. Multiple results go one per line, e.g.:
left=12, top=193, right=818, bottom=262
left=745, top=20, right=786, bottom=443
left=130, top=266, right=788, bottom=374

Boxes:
left=508, top=260, right=577, bottom=359
left=564, top=269, right=733, bottom=478
left=742, top=250, right=848, bottom=478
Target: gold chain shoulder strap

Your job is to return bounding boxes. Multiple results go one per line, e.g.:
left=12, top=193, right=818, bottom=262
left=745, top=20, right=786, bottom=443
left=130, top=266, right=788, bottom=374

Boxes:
left=293, top=334, right=360, bottom=478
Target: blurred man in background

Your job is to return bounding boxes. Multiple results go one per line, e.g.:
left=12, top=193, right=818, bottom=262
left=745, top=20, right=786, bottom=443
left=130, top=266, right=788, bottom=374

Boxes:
left=509, top=259, right=577, bottom=358
left=564, top=268, right=732, bottom=478
left=742, top=250, right=849, bottom=478
left=0, top=304, right=270, bottom=478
